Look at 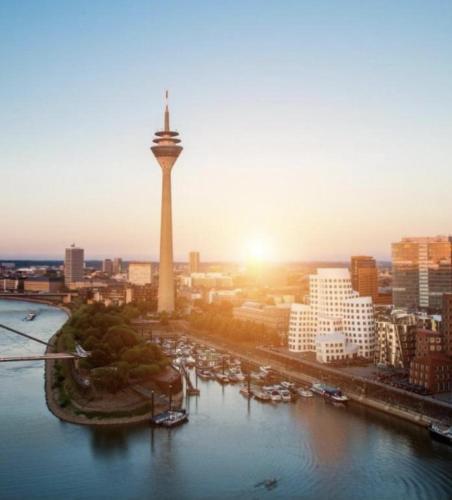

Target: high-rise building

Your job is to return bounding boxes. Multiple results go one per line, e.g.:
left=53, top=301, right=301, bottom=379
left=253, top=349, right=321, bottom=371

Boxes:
left=288, top=268, right=375, bottom=361
left=150, top=92, right=182, bottom=313
left=392, top=236, right=452, bottom=311
left=102, top=259, right=113, bottom=276
left=442, top=293, right=452, bottom=357
left=189, top=251, right=200, bottom=274
left=64, top=245, right=84, bottom=287
left=128, top=262, right=152, bottom=286
left=350, top=256, right=378, bottom=302
left=113, top=257, right=123, bottom=274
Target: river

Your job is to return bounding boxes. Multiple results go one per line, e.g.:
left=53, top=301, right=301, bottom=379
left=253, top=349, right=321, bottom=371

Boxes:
left=0, top=300, right=451, bottom=500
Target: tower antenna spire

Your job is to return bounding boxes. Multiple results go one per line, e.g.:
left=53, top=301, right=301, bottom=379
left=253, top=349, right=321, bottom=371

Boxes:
left=164, top=90, right=170, bottom=131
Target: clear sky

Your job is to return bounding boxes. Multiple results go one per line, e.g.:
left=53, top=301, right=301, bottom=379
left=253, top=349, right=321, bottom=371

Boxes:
left=1, top=1, right=451, bottom=262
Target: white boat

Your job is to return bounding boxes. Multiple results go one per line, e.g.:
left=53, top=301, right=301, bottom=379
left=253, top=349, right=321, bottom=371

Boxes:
left=311, top=383, right=348, bottom=403
left=311, top=383, right=326, bottom=395
left=323, top=386, right=349, bottom=403
left=280, top=381, right=295, bottom=390
left=270, top=390, right=282, bottom=402
left=279, top=389, right=292, bottom=402
left=298, top=388, right=314, bottom=398
left=254, top=390, right=272, bottom=402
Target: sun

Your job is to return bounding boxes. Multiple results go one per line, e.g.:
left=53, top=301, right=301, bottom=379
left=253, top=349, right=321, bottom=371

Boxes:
left=246, top=237, right=271, bottom=263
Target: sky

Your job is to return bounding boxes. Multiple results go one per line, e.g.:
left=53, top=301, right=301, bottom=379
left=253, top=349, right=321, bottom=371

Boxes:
left=1, top=0, right=451, bottom=262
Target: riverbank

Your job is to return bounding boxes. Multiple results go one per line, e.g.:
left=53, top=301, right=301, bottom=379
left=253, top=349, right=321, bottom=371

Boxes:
left=43, top=306, right=183, bottom=427
left=177, top=323, right=447, bottom=428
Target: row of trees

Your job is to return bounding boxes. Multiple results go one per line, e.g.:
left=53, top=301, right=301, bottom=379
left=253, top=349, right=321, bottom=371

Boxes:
left=59, top=303, right=168, bottom=392
left=189, top=310, right=280, bottom=345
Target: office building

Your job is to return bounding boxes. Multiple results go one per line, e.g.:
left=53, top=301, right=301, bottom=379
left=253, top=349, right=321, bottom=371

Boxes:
left=288, top=268, right=375, bottom=362
left=409, top=329, right=452, bottom=393
left=64, top=245, right=84, bottom=287
left=24, top=277, right=64, bottom=293
left=128, top=262, right=152, bottom=286
left=350, top=256, right=378, bottom=302
left=392, top=236, right=452, bottom=311
left=181, top=272, right=233, bottom=289
left=233, top=301, right=291, bottom=335
left=442, top=293, right=452, bottom=357
left=150, top=92, right=182, bottom=313
left=113, top=258, right=123, bottom=274
left=189, top=251, right=200, bottom=274
left=102, top=259, right=113, bottom=276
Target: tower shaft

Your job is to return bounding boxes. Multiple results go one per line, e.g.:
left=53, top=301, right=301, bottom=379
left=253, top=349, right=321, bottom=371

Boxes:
left=158, top=168, right=174, bottom=312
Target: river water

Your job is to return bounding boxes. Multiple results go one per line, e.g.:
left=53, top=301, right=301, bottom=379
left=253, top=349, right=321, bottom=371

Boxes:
left=0, top=300, right=451, bottom=500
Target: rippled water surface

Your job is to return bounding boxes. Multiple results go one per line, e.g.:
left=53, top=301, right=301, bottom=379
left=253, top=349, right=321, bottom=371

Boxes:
left=0, top=300, right=451, bottom=499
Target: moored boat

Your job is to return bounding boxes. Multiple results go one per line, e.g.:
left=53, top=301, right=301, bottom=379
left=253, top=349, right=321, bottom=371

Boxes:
left=254, top=390, right=272, bottom=402
left=311, top=383, right=326, bottom=396
left=279, top=389, right=292, bottom=402
left=323, top=386, right=348, bottom=403
left=298, top=388, right=314, bottom=398
left=429, top=423, right=452, bottom=445
left=150, top=409, right=188, bottom=428
left=269, top=390, right=282, bottom=402
left=239, top=386, right=253, bottom=398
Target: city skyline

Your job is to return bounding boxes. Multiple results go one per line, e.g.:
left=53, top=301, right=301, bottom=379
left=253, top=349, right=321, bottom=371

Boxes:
left=1, top=1, right=452, bottom=262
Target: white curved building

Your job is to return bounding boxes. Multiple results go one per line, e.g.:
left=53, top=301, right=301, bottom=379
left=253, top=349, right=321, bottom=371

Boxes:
left=288, top=268, right=375, bottom=362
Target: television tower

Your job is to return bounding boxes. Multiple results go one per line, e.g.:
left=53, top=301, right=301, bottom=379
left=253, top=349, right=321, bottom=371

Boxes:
left=151, top=91, right=183, bottom=313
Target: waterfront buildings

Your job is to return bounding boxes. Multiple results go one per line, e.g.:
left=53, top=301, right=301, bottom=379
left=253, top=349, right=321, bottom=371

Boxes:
left=128, top=262, right=152, bottom=286
left=351, top=256, right=378, bottom=302
left=375, top=310, right=417, bottom=368
left=233, top=301, right=291, bottom=336
left=288, top=268, right=375, bottom=362
left=150, top=93, right=182, bottom=313
left=392, top=236, right=452, bottom=311
left=409, top=354, right=452, bottom=393
left=409, top=329, right=452, bottom=393
left=64, top=245, right=84, bottom=287
left=374, top=309, right=442, bottom=369
left=189, top=251, right=200, bottom=274
left=102, top=259, right=113, bottom=276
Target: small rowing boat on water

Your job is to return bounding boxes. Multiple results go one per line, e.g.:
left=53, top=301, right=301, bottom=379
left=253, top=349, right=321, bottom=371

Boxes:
left=298, top=388, right=313, bottom=398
